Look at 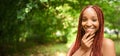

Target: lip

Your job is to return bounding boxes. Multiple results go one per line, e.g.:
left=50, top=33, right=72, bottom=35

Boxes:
left=85, top=28, right=96, bottom=35
left=86, top=28, right=94, bottom=32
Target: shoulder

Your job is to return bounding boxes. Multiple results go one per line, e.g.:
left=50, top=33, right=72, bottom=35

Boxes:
left=103, top=38, right=114, bottom=47
left=102, top=38, right=116, bottom=56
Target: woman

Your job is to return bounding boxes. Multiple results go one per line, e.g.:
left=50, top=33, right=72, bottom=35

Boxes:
left=67, top=5, right=116, bottom=56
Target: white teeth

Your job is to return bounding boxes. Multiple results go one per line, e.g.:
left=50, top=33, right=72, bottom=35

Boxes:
left=86, top=29, right=93, bottom=32
left=87, top=29, right=93, bottom=30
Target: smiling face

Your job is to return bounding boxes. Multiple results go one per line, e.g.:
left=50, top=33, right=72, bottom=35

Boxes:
left=82, top=7, right=99, bottom=34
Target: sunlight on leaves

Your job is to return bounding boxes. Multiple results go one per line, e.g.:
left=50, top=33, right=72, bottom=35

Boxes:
left=19, top=31, right=29, bottom=42
left=55, top=52, right=66, bottom=56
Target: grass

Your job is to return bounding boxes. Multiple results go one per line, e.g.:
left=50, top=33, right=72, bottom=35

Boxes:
left=13, top=43, right=69, bottom=56
left=12, top=41, right=120, bottom=56
left=12, top=33, right=120, bottom=56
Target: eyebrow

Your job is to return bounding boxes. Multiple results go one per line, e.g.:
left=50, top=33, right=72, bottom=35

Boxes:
left=82, top=15, right=97, bottom=18
left=82, top=15, right=87, bottom=18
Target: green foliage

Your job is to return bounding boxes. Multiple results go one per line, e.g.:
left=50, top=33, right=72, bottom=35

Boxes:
left=0, top=0, right=120, bottom=55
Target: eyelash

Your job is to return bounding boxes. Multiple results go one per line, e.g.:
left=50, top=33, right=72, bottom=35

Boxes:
left=82, top=18, right=97, bottom=22
left=82, top=19, right=87, bottom=22
left=92, top=19, right=97, bottom=22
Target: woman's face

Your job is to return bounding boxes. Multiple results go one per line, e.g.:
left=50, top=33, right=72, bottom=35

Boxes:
left=82, top=7, right=99, bottom=34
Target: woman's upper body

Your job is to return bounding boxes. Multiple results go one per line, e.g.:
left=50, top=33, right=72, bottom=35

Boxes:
left=67, top=5, right=116, bottom=56
left=67, top=38, right=116, bottom=56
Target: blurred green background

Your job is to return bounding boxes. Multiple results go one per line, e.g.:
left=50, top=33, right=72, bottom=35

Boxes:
left=0, top=0, right=120, bottom=56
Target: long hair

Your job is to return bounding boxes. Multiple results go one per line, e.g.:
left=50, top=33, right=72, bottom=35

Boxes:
left=69, top=5, right=104, bottom=56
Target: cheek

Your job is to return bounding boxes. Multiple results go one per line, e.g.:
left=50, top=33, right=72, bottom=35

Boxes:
left=82, top=22, right=85, bottom=28
left=95, top=22, right=99, bottom=30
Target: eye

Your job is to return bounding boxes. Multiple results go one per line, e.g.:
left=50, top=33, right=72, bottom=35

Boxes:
left=92, top=19, right=97, bottom=22
left=82, top=18, right=87, bottom=22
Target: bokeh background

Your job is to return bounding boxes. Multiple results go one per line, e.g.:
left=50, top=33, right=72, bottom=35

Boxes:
left=0, top=0, right=120, bottom=56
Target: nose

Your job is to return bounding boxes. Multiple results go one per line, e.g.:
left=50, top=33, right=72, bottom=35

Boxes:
left=85, top=21, right=92, bottom=27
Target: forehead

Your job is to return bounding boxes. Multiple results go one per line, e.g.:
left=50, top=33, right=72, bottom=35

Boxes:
left=83, top=7, right=97, bottom=17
